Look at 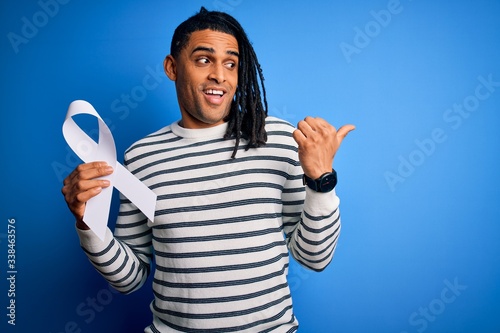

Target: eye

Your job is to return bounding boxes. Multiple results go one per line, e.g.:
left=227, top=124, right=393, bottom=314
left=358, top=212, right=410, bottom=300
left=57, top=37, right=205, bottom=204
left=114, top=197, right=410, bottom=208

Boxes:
left=196, top=57, right=210, bottom=65
left=225, top=61, right=237, bottom=69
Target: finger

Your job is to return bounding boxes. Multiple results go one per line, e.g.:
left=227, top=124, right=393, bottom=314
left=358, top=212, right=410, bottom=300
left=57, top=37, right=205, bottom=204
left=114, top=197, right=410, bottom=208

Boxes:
left=64, top=162, right=113, bottom=185
left=73, top=161, right=110, bottom=175
left=66, top=186, right=100, bottom=208
left=67, top=186, right=105, bottom=220
left=62, top=178, right=110, bottom=199
left=296, top=119, right=315, bottom=138
left=292, top=128, right=307, bottom=146
left=74, top=178, right=111, bottom=192
left=303, top=117, right=336, bottom=138
left=305, top=116, right=329, bottom=129
left=74, top=186, right=105, bottom=204
left=78, top=165, right=114, bottom=182
left=336, top=124, right=356, bottom=142
left=64, top=180, right=109, bottom=216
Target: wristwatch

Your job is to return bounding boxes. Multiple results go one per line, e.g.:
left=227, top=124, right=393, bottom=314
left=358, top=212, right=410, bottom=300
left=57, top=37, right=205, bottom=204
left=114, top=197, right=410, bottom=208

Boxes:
left=303, top=169, right=337, bottom=193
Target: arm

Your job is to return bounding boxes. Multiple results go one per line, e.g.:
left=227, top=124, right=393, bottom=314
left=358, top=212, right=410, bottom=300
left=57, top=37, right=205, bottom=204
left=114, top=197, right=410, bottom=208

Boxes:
left=283, top=117, right=354, bottom=271
left=282, top=165, right=341, bottom=272
left=62, top=162, right=152, bottom=294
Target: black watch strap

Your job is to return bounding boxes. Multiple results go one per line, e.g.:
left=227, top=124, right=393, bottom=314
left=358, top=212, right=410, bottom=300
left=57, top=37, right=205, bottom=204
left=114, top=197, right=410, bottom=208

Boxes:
left=303, top=169, right=337, bottom=193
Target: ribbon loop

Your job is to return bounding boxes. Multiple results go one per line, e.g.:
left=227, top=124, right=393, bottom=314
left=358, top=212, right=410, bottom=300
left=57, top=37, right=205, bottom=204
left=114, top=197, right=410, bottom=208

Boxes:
left=62, top=100, right=157, bottom=240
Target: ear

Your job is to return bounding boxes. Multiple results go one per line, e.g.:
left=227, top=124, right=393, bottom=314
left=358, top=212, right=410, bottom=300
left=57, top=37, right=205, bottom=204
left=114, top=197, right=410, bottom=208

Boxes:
left=164, top=55, right=177, bottom=81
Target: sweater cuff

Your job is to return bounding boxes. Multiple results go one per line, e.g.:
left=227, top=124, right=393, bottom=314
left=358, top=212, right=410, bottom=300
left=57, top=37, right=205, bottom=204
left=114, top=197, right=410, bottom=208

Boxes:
left=303, top=187, right=340, bottom=216
left=75, top=226, right=114, bottom=252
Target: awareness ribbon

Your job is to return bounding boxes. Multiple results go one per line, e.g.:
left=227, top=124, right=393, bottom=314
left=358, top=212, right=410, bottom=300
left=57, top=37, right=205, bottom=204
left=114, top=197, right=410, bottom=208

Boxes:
left=62, top=100, right=156, bottom=241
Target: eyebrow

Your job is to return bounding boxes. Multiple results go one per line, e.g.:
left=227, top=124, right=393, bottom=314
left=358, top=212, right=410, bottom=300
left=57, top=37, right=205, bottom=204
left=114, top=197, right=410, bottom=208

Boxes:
left=192, top=46, right=239, bottom=57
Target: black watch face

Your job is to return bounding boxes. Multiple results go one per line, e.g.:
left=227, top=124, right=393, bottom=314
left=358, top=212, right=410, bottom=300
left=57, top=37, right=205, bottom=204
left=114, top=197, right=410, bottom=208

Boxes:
left=320, top=173, right=337, bottom=192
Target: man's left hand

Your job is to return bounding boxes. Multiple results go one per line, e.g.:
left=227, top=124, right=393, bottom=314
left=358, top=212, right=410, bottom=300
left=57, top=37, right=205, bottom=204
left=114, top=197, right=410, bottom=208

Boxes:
left=293, top=116, right=355, bottom=180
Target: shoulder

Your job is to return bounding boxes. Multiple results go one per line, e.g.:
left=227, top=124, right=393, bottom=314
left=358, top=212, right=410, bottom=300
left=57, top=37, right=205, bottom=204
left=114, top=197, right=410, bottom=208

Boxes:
left=123, top=123, right=177, bottom=163
left=265, top=116, right=296, bottom=133
left=263, top=116, right=298, bottom=154
left=265, top=116, right=297, bottom=143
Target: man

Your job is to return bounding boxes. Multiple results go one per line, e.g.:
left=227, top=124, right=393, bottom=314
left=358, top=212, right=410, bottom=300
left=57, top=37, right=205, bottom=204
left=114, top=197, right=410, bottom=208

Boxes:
left=62, top=7, right=354, bottom=333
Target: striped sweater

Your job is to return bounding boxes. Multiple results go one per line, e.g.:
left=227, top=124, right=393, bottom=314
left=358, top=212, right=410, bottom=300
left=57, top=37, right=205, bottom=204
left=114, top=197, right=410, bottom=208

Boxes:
left=77, top=116, right=341, bottom=332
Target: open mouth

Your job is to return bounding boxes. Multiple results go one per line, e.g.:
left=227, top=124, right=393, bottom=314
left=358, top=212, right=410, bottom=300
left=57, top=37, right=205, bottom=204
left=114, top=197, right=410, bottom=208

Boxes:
left=204, top=89, right=226, bottom=105
left=204, top=89, right=225, bottom=98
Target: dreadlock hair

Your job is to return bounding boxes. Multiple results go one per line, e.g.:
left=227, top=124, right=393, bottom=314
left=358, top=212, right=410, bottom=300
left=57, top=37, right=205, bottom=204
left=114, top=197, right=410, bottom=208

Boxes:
left=170, top=7, right=268, bottom=158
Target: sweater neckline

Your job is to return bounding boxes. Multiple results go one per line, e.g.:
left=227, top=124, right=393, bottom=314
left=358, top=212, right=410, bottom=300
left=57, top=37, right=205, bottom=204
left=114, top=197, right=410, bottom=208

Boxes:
left=171, top=120, right=228, bottom=140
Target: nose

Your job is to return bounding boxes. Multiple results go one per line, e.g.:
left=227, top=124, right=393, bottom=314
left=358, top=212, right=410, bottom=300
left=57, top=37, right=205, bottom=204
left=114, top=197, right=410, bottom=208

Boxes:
left=208, top=63, right=225, bottom=84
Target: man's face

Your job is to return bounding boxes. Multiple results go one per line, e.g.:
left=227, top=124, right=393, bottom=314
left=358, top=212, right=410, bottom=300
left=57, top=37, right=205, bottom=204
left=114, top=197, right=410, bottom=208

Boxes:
left=164, top=29, right=239, bottom=129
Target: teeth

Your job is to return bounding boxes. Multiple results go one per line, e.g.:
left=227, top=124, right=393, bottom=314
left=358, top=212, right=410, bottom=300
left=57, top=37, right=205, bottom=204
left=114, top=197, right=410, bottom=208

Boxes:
left=206, top=89, right=224, bottom=96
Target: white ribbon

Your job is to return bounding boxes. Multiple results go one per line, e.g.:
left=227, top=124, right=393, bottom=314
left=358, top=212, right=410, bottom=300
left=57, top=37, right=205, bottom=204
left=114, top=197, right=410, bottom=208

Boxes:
left=62, top=100, right=156, bottom=241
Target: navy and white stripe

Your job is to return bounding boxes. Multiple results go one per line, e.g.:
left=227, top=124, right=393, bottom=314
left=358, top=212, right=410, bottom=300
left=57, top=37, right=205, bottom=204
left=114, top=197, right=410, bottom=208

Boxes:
left=77, top=116, right=341, bottom=332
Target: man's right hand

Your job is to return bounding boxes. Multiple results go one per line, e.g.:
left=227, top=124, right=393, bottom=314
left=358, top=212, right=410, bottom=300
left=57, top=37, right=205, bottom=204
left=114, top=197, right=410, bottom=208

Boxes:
left=61, top=161, right=114, bottom=230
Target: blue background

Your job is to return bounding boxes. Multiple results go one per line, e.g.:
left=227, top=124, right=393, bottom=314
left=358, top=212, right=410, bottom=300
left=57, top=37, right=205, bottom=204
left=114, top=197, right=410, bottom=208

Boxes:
left=2, top=0, right=500, bottom=332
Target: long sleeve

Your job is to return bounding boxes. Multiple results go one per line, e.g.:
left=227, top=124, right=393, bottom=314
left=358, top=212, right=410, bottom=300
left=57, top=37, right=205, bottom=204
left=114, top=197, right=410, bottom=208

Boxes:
left=74, top=116, right=343, bottom=332
left=282, top=163, right=341, bottom=272
left=76, top=194, right=153, bottom=294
